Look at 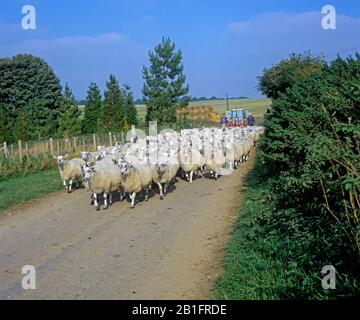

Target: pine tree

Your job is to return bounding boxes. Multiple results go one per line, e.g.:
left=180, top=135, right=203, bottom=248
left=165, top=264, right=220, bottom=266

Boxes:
left=142, top=37, right=189, bottom=125
left=123, top=83, right=138, bottom=126
left=83, top=82, right=102, bottom=134
left=59, top=83, right=82, bottom=137
left=103, top=74, right=126, bottom=132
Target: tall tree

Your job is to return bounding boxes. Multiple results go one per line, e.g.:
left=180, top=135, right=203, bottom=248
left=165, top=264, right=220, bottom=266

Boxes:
left=123, top=83, right=137, bottom=126
left=0, top=54, right=63, bottom=142
left=58, top=83, right=81, bottom=137
left=82, top=82, right=102, bottom=134
left=257, top=51, right=324, bottom=100
left=142, top=37, right=189, bottom=125
left=103, top=74, right=126, bottom=132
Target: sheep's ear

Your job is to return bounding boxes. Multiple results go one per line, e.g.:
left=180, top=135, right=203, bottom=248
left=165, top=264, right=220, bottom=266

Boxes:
left=112, top=158, right=117, bottom=164
left=64, top=154, right=68, bottom=159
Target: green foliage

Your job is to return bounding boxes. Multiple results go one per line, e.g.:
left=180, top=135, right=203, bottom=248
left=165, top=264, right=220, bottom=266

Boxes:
left=58, top=83, right=82, bottom=137
left=142, top=37, right=189, bottom=125
left=123, top=83, right=138, bottom=126
left=257, top=54, right=360, bottom=298
left=82, top=82, right=103, bottom=134
left=0, top=103, right=14, bottom=142
left=216, top=53, right=360, bottom=300
left=0, top=54, right=63, bottom=142
left=103, top=74, right=127, bottom=132
left=214, top=159, right=310, bottom=300
left=258, top=51, right=324, bottom=99
left=0, top=154, right=56, bottom=180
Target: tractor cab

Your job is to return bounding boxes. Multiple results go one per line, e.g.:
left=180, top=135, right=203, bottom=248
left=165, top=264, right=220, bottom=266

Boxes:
left=226, top=108, right=250, bottom=127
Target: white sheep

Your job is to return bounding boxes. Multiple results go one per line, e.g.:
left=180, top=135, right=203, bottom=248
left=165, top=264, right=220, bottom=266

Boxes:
left=116, top=160, right=153, bottom=208
left=152, top=156, right=178, bottom=199
left=83, top=163, right=123, bottom=210
left=53, top=155, right=84, bottom=192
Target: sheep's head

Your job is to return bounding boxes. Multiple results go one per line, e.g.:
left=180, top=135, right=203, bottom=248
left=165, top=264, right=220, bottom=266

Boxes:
left=53, top=154, right=68, bottom=168
left=156, top=161, right=168, bottom=174
left=83, top=166, right=95, bottom=182
left=118, top=161, right=132, bottom=176
left=80, top=151, right=90, bottom=161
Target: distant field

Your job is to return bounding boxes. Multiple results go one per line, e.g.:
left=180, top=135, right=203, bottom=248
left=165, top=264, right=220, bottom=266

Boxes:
left=136, top=98, right=271, bottom=120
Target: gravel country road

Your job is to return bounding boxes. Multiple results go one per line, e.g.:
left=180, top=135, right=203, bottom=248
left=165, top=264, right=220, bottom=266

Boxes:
left=0, top=149, right=255, bottom=300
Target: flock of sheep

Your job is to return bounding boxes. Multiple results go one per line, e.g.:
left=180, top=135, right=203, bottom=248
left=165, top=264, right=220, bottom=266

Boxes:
left=53, top=126, right=264, bottom=210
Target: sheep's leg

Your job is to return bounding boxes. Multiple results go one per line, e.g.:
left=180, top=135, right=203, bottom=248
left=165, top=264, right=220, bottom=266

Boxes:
left=164, top=183, right=168, bottom=195
left=130, top=192, right=136, bottom=208
left=63, top=179, right=67, bottom=188
left=185, top=172, right=189, bottom=181
left=189, top=170, right=194, bottom=184
left=68, top=180, right=73, bottom=193
left=157, top=181, right=163, bottom=200
left=103, top=193, right=108, bottom=209
left=90, top=194, right=94, bottom=205
left=93, top=193, right=100, bottom=211
left=145, top=187, right=150, bottom=201
left=214, top=172, right=218, bottom=181
left=109, top=193, right=113, bottom=206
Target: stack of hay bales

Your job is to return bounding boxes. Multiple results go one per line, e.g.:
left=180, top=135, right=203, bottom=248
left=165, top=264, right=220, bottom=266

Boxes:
left=176, top=105, right=220, bottom=122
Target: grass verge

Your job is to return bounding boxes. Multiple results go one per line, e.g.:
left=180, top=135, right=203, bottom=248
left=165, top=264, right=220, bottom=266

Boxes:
left=213, top=156, right=303, bottom=300
left=0, top=169, right=63, bottom=211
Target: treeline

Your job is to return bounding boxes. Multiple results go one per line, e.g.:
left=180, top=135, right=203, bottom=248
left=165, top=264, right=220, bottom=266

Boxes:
left=0, top=54, right=137, bottom=143
left=257, top=52, right=360, bottom=297
left=133, top=96, right=248, bottom=104
left=0, top=37, right=190, bottom=143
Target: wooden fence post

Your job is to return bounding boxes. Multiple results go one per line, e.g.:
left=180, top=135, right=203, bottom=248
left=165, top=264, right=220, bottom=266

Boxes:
left=18, top=140, right=22, bottom=162
left=121, top=132, right=124, bottom=143
left=3, top=142, right=8, bottom=158
left=109, top=132, right=112, bottom=147
left=82, top=137, right=86, bottom=151
left=50, top=138, right=54, bottom=155
left=57, top=141, right=60, bottom=156
left=25, top=143, right=29, bottom=156
left=93, top=133, right=97, bottom=151
left=11, top=144, right=14, bottom=158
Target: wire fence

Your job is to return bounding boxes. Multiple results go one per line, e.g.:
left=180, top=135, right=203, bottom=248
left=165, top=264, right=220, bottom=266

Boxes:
left=0, top=118, right=263, bottom=161
left=0, top=132, right=127, bottom=161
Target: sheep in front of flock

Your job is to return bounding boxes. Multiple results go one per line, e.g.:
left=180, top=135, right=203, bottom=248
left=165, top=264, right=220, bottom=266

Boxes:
left=82, top=162, right=123, bottom=211
left=152, top=154, right=179, bottom=199
left=115, top=160, right=153, bottom=208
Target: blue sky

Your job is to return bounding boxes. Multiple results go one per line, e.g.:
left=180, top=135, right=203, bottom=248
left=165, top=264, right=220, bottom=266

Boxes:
left=0, top=0, right=359, bottom=99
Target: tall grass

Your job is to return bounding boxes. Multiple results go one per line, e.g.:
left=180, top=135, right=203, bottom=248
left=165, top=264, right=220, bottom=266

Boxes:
left=0, top=154, right=56, bottom=180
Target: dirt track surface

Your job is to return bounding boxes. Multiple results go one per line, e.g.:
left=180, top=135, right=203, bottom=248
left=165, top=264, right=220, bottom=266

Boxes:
left=0, top=150, right=255, bottom=300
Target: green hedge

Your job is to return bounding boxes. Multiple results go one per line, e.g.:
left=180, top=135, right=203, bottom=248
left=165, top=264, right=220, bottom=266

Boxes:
left=216, top=54, right=359, bottom=299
